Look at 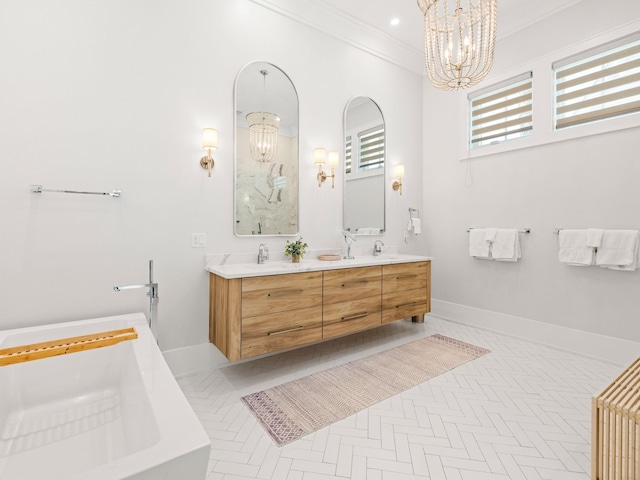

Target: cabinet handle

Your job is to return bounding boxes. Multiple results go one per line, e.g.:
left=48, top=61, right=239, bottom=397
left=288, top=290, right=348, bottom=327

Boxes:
left=267, top=289, right=303, bottom=297
left=396, top=301, right=416, bottom=308
left=341, top=312, right=369, bottom=321
left=395, top=274, right=417, bottom=280
left=267, top=325, right=304, bottom=336
left=341, top=280, right=369, bottom=288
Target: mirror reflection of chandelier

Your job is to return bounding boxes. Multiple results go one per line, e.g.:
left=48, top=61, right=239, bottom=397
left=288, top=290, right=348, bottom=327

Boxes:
left=247, top=70, right=280, bottom=163
left=417, top=0, right=497, bottom=91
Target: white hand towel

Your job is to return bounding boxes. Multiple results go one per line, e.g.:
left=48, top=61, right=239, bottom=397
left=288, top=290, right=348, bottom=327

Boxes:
left=492, top=229, right=521, bottom=262
left=469, top=228, right=491, bottom=258
left=596, top=230, right=639, bottom=270
left=411, top=218, right=422, bottom=235
left=558, top=230, right=594, bottom=266
left=586, top=228, right=605, bottom=248
left=484, top=228, right=498, bottom=243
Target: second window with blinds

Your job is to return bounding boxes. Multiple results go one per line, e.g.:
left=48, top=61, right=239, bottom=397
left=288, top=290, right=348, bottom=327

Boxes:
left=468, top=72, right=533, bottom=149
left=554, top=32, right=640, bottom=130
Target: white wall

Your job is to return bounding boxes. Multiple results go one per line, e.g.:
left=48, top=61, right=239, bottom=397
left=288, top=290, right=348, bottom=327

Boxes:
left=423, top=0, right=640, bottom=348
left=0, top=0, right=424, bottom=351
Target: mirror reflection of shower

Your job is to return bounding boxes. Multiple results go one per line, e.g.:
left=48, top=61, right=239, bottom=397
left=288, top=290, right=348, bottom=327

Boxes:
left=234, top=61, right=299, bottom=236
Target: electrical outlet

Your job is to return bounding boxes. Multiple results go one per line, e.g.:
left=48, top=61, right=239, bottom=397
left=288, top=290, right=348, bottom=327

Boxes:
left=191, top=233, right=206, bottom=248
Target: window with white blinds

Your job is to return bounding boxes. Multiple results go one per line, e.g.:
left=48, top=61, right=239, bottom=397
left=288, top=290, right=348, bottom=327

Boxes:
left=554, top=33, right=640, bottom=130
left=468, top=72, right=533, bottom=148
left=358, top=126, right=384, bottom=171
left=345, top=135, right=352, bottom=174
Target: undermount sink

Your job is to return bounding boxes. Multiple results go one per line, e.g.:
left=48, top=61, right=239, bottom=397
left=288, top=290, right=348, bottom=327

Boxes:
left=242, top=261, right=301, bottom=270
left=358, top=254, right=400, bottom=261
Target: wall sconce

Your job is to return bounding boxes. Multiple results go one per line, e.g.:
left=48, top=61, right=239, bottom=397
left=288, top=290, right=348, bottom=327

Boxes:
left=314, top=148, right=339, bottom=188
left=200, top=128, right=218, bottom=177
left=392, top=164, right=405, bottom=195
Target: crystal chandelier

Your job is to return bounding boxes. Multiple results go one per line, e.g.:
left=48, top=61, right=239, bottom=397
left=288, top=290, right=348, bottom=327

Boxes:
left=417, top=0, right=498, bottom=91
left=246, top=70, right=280, bottom=162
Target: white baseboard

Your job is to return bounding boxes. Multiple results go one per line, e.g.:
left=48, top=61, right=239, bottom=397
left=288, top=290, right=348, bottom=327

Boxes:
left=163, top=301, right=640, bottom=377
left=431, top=299, right=640, bottom=366
left=162, top=342, right=227, bottom=378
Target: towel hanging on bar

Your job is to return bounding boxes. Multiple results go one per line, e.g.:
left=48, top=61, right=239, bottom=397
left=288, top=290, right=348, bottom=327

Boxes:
left=467, top=227, right=530, bottom=234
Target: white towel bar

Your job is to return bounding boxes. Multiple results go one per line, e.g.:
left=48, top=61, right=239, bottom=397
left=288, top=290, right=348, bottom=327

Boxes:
left=31, top=185, right=121, bottom=197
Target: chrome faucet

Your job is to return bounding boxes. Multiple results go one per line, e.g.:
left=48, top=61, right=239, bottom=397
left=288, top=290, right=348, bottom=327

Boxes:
left=113, top=260, right=159, bottom=341
left=342, top=230, right=356, bottom=260
left=258, top=243, right=269, bottom=264
left=373, top=240, right=384, bottom=256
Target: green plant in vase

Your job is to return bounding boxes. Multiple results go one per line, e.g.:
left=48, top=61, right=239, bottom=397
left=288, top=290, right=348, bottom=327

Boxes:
left=284, top=237, right=308, bottom=263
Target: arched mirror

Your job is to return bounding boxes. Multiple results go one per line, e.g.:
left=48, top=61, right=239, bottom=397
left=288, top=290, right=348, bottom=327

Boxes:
left=343, top=97, right=385, bottom=235
left=234, top=62, right=299, bottom=236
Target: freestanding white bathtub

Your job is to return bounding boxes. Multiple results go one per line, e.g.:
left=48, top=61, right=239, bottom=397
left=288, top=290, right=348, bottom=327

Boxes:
left=0, top=313, right=210, bottom=480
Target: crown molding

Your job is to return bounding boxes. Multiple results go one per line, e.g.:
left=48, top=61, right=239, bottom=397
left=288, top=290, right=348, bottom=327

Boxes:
left=249, top=0, right=425, bottom=76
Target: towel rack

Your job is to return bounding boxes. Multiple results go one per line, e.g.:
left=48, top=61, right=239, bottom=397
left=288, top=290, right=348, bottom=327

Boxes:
left=409, top=208, right=420, bottom=218
left=553, top=228, right=640, bottom=234
left=31, top=185, right=121, bottom=198
left=467, top=227, right=531, bottom=233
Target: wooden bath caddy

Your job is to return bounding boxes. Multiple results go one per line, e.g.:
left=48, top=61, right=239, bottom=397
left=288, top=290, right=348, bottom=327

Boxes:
left=0, top=327, right=138, bottom=366
left=317, top=254, right=341, bottom=261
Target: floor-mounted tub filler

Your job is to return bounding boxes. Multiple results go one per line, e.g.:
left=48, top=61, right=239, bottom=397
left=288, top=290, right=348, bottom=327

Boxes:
left=0, top=313, right=210, bottom=480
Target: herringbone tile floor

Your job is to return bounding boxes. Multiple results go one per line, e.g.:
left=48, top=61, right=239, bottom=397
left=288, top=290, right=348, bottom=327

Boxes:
left=178, top=316, right=621, bottom=479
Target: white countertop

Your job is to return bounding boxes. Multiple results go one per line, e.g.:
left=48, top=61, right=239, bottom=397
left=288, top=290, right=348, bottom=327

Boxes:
left=206, top=253, right=432, bottom=279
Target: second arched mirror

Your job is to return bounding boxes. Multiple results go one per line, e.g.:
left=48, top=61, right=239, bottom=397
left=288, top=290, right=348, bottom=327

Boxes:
left=343, top=97, right=385, bottom=235
left=234, top=62, right=299, bottom=236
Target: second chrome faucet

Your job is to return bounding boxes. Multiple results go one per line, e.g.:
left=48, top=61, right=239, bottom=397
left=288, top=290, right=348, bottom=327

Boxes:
left=258, top=243, right=269, bottom=264
left=373, top=240, right=384, bottom=256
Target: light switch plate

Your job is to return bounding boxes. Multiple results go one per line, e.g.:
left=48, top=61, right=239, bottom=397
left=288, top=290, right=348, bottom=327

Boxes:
left=191, top=233, right=206, bottom=248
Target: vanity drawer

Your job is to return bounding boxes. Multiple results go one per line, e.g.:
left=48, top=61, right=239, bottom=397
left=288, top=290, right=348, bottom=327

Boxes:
left=242, top=271, right=322, bottom=318
left=382, top=262, right=428, bottom=294
left=323, top=296, right=381, bottom=339
left=241, top=305, right=323, bottom=358
left=382, top=289, right=428, bottom=324
left=323, top=266, right=382, bottom=304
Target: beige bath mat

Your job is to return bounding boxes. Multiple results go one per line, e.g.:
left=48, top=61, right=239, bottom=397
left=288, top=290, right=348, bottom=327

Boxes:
left=241, top=334, right=490, bottom=446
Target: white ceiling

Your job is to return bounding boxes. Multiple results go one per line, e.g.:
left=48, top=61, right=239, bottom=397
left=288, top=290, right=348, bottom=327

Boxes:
left=314, top=0, right=583, bottom=48
left=250, top=0, right=583, bottom=74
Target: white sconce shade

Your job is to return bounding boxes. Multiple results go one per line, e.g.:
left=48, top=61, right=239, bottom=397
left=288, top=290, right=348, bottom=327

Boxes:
left=392, top=164, right=405, bottom=195
left=200, top=128, right=217, bottom=177
left=315, top=148, right=337, bottom=189
left=202, top=128, right=218, bottom=150
left=327, top=151, right=340, bottom=168
left=313, top=148, right=327, bottom=165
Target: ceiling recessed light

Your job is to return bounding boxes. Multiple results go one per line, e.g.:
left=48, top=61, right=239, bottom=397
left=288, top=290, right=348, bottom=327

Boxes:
left=390, top=18, right=400, bottom=26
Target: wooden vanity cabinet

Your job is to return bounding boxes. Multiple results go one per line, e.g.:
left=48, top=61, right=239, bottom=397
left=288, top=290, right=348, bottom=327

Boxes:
left=210, top=271, right=323, bottom=361
left=322, top=266, right=382, bottom=339
left=382, top=261, right=430, bottom=324
left=209, top=260, right=431, bottom=361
